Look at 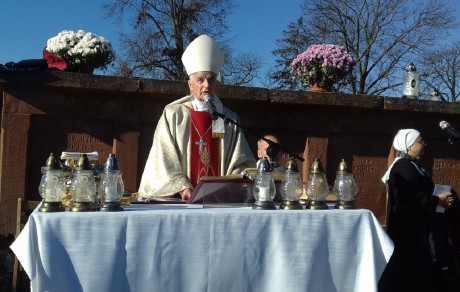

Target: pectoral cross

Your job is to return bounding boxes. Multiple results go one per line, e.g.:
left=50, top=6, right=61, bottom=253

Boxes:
left=195, top=139, right=207, bottom=155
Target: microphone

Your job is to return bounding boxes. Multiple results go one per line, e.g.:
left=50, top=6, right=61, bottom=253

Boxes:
left=265, top=140, right=280, bottom=161
left=203, top=95, right=218, bottom=121
left=439, top=121, right=460, bottom=141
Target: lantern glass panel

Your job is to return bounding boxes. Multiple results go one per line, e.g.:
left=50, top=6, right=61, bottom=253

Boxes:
left=70, top=170, right=97, bottom=202
left=280, top=172, right=303, bottom=201
left=306, top=173, right=329, bottom=201
left=38, top=169, right=66, bottom=202
left=253, top=173, right=276, bottom=202
left=99, top=170, right=125, bottom=202
left=333, top=173, right=358, bottom=201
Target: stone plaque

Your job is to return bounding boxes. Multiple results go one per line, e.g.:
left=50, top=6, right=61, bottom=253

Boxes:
left=431, top=158, right=460, bottom=192
left=302, top=137, right=328, bottom=182
left=66, top=133, right=112, bottom=164
left=352, top=155, right=388, bottom=224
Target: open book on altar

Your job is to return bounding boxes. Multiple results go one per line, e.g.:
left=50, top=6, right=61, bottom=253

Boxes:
left=187, top=171, right=283, bottom=204
left=187, top=174, right=254, bottom=204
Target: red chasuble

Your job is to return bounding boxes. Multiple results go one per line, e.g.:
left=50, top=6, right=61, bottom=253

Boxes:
left=189, top=109, right=221, bottom=186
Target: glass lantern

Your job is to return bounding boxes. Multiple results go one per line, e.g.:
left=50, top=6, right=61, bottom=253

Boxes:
left=402, top=62, right=419, bottom=99
left=99, top=154, right=125, bottom=212
left=70, top=154, right=97, bottom=212
left=333, top=159, right=358, bottom=209
left=252, top=157, right=277, bottom=210
left=305, top=158, right=329, bottom=209
left=279, top=158, right=303, bottom=210
left=38, top=153, right=66, bottom=212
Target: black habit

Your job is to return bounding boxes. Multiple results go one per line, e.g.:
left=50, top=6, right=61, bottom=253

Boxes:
left=378, top=156, right=442, bottom=292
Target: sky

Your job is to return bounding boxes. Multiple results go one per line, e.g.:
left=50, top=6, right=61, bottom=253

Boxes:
left=0, top=0, right=459, bottom=88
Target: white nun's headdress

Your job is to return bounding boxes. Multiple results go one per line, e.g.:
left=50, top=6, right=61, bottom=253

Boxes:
left=181, top=35, right=224, bottom=76
left=392, top=129, right=420, bottom=153
left=381, top=129, right=420, bottom=183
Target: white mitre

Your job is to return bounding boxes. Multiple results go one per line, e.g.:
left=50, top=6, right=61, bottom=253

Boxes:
left=182, top=34, right=224, bottom=75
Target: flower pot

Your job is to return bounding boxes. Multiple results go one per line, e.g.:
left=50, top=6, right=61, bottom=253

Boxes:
left=310, top=84, right=331, bottom=92
left=71, top=64, right=94, bottom=74
left=79, top=65, right=94, bottom=74
left=66, top=64, right=94, bottom=74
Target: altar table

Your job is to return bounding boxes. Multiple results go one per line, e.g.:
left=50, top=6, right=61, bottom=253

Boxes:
left=11, top=204, right=393, bottom=292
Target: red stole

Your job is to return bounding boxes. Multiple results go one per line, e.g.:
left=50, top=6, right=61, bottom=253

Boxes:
left=189, top=109, right=221, bottom=186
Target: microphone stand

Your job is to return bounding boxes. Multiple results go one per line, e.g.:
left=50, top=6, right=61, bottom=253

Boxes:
left=212, top=109, right=304, bottom=163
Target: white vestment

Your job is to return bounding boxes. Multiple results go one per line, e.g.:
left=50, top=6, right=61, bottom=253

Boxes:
left=138, top=95, right=256, bottom=199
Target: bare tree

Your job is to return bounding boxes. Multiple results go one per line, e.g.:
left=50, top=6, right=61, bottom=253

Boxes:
left=269, top=17, right=316, bottom=90
left=104, top=0, right=262, bottom=86
left=220, top=52, right=263, bottom=86
left=271, top=0, right=457, bottom=96
left=419, top=41, right=460, bottom=102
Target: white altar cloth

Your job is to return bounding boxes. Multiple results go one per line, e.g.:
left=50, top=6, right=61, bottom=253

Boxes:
left=11, top=204, right=393, bottom=292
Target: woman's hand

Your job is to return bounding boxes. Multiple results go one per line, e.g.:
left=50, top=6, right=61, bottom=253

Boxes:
left=438, top=192, right=454, bottom=209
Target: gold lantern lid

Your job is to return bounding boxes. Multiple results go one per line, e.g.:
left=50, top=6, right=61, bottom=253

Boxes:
left=43, top=153, right=61, bottom=170
left=310, top=158, right=325, bottom=174
left=285, top=158, right=299, bottom=173
left=336, top=159, right=350, bottom=174
left=75, top=154, right=92, bottom=171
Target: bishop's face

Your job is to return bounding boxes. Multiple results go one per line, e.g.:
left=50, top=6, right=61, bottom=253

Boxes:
left=188, top=71, right=218, bottom=101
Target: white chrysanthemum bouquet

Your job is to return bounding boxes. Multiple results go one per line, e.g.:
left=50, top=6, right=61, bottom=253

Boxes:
left=45, top=30, right=116, bottom=73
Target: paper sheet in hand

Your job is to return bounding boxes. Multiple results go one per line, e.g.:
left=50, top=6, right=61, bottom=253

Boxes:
left=433, top=184, right=451, bottom=213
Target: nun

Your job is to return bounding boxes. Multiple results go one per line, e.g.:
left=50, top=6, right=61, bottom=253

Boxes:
left=379, top=129, right=453, bottom=292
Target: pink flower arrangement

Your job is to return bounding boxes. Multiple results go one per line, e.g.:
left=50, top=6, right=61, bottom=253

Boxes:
left=290, top=44, right=356, bottom=89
